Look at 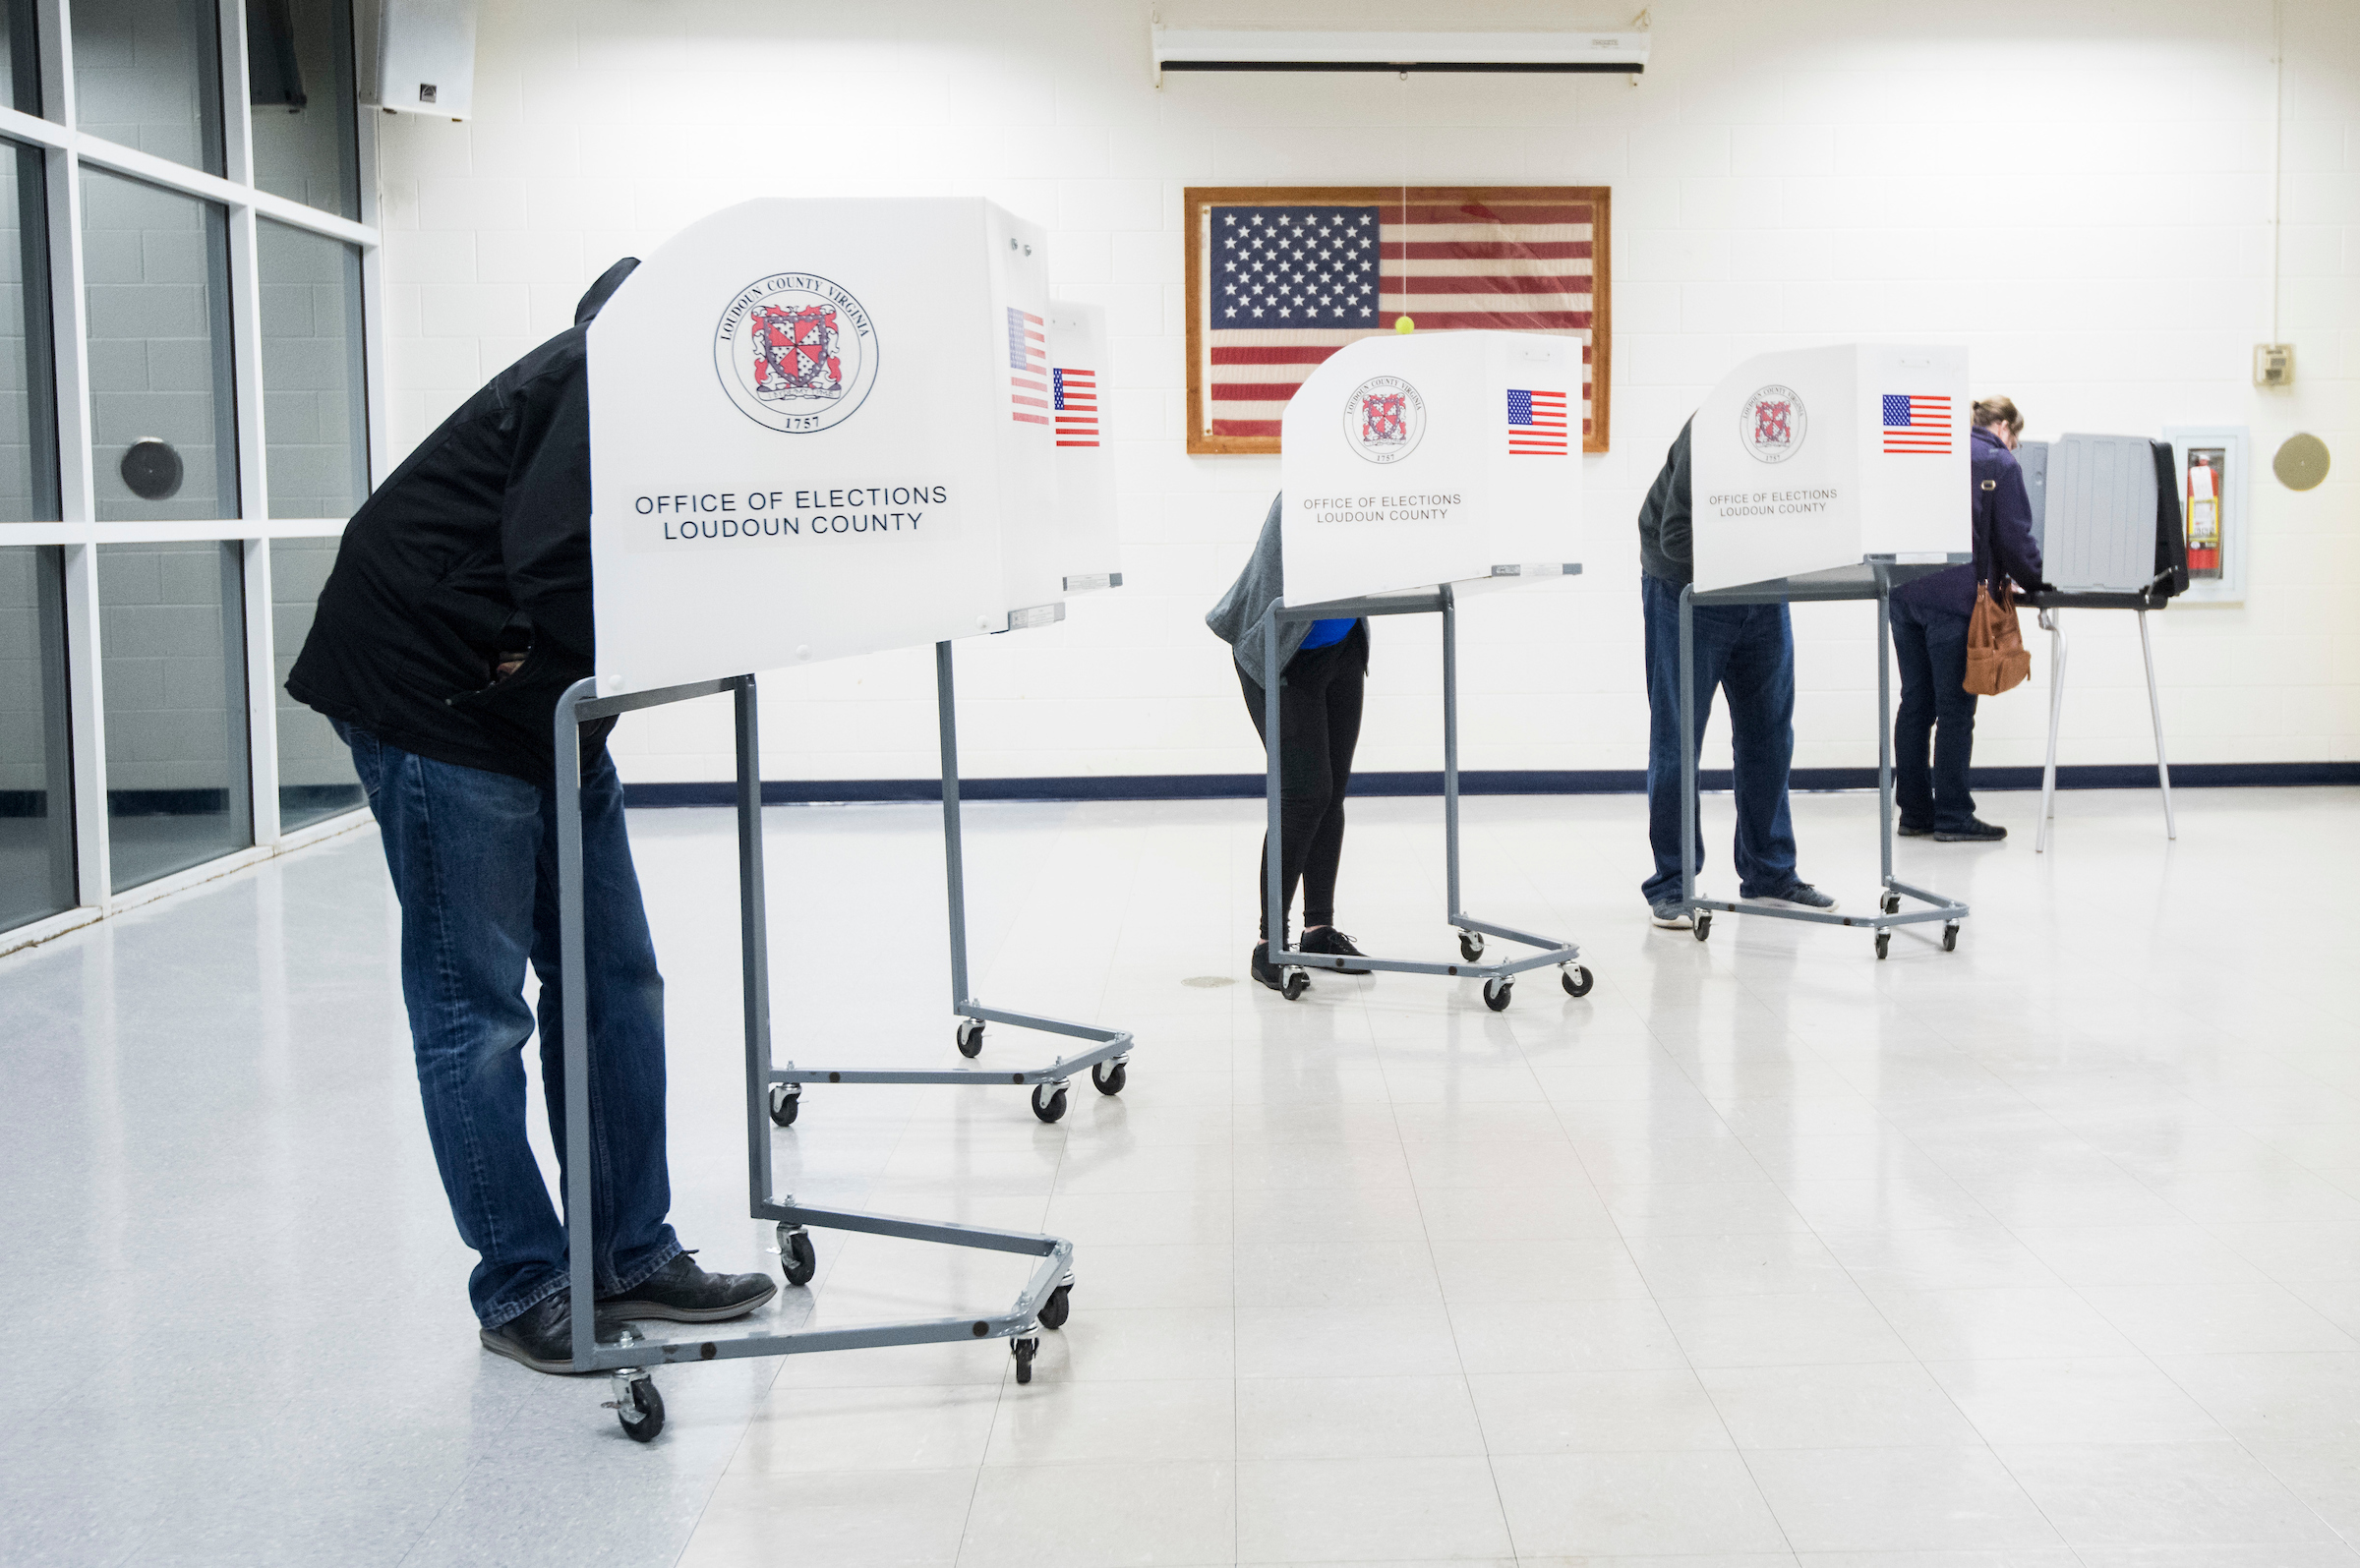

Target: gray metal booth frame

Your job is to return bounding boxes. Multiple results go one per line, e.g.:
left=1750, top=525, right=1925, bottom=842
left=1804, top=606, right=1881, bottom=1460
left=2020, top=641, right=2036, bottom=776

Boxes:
left=1672, top=558, right=1970, bottom=960
left=1259, top=580, right=1594, bottom=1011
left=549, top=652, right=1127, bottom=1442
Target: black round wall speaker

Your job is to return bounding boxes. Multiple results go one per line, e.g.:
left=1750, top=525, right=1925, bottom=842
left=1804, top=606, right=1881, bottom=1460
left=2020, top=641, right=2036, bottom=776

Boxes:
left=121, top=438, right=184, bottom=500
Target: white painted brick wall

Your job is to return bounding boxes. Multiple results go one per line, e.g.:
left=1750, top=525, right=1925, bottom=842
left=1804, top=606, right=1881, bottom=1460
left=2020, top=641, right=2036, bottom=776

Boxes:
left=375, top=0, right=2360, bottom=784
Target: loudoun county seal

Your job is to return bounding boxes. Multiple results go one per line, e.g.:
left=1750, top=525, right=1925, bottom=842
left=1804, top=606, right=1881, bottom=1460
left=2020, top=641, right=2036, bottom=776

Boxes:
left=1740, top=384, right=1806, bottom=464
left=1342, top=375, right=1426, bottom=464
left=715, top=272, right=879, bottom=435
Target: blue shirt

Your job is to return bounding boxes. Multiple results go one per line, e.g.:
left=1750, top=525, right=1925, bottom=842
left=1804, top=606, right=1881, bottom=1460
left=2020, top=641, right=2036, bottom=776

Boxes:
left=1296, top=617, right=1358, bottom=651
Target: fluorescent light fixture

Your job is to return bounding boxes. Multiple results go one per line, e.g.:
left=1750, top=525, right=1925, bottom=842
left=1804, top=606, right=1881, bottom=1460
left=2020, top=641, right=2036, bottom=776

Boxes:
left=1150, top=26, right=1649, bottom=84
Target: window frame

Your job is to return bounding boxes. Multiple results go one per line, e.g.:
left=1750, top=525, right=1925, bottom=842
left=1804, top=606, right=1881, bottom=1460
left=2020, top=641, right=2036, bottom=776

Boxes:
left=0, top=0, right=382, bottom=946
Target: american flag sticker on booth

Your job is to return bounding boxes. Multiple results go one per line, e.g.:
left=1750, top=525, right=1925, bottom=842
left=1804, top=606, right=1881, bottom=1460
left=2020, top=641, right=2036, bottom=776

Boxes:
left=1053, top=367, right=1097, bottom=447
left=1881, top=393, right=1954, bottom=454
left=1506, top=387, right=1567, bottom=455
left=1007, top=308, right=1048, bottom=426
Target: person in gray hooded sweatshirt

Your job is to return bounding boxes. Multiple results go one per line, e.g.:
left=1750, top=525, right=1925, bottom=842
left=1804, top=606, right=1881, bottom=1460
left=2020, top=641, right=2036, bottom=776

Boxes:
left=1208, top=493, right=1373, bottom=989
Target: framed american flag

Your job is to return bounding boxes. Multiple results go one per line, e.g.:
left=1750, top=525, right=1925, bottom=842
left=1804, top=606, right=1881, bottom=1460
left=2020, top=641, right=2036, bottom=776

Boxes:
left=1185, top=185, right=1611, bottom=456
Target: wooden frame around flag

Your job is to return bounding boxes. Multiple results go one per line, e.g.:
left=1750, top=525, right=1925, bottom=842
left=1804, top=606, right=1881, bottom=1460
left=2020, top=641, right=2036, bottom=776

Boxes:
left=1184, top=185, right=1612, bottom=456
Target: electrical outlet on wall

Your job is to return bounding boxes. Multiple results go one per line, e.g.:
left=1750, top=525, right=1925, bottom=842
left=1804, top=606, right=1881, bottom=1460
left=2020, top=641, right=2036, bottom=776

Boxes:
left=2254, top=343, right=2295, bottom=387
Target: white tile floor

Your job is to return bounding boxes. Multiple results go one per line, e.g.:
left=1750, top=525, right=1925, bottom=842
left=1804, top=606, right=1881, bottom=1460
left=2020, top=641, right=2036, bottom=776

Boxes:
left=6, top=784, right=2360, bottom=1566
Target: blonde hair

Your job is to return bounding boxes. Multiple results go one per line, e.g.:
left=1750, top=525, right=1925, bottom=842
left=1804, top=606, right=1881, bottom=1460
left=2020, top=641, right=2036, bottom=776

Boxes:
left=1972, top=396, right=2023, bottom=436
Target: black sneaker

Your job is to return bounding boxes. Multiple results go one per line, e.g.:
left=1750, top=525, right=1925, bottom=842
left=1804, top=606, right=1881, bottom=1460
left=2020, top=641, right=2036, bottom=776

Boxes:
left=600, top=1250, right=778, bottom=1323
left=1250, top=940, right=1293, bottom=992
left=480, top=1290, right=625, bottom=1375
left=1300, top=926, right=1371, bottom=974
left=1897, top=821, right=1934, bottom=838
left=1934, top=818, right=2007, bottom=842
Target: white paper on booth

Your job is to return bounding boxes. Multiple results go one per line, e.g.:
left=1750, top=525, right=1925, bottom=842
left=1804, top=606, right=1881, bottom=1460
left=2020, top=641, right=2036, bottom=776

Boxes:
left=1278, top=332, right=1577, bottom=607
left=586, top=198, right=1049, bottom=694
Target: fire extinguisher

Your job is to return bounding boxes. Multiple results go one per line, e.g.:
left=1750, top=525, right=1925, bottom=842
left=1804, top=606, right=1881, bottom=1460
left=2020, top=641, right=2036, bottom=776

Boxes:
left=2185, top=454, right=2220, bottom=573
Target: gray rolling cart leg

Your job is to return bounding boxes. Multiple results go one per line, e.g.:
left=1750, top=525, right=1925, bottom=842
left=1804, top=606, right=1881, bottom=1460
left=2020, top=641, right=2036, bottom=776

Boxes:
left=2037, top=609, right=2066, bottom=853
left=1677, top=571, right=1967, bottom=959
left=769, top=641, right=1133, bottom=1126
left=554, top=674, right=1078, bottom=1442
left=1261, top=588, right=1590, bottom=1010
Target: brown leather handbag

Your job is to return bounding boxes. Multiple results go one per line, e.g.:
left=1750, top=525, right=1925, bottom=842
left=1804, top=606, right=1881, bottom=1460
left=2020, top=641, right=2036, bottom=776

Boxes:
left=1965, top=577, right=2030, bottom=695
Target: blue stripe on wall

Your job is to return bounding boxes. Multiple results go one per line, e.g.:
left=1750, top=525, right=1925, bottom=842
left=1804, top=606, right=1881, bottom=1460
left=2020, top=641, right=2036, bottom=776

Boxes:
left=621, top=762, right=2360, bottom=808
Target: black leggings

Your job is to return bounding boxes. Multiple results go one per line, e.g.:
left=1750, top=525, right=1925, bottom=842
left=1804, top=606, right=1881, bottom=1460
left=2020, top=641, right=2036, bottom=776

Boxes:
left=1238, top=623, right=1366, bottom=940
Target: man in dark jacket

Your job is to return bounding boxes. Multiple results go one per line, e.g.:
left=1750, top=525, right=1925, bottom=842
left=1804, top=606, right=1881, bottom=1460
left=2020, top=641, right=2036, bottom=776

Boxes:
left=1636, top=418, right=1837, bottom=927
left=288, top=260, right=775, bottom=1373
left=1887, top=396, right=2046, bottom=842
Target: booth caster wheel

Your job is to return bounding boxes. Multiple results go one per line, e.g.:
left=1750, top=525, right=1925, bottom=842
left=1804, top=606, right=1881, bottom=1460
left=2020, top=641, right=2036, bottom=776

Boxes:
left=1012, top=1336, right=1039, bottom=1383
left=1875, top=931, right=1892, bottom=960
left=1458, top=930, right=1486, bottom=962
left=1039, top=1282, right=1073, bottom=1330
left=1281, top=968, right=1309, bottom=1001
left=1881, top=892, right=1901, bottom=915
left=1942, top=922, right=1960, bottom=953
left=1483, top=976, right=1514, bottom=1012
left=1693, top=913, right=1712, bottom=942
left=767, top=1083, right=800, bottom=1128
left=1561, top=963, right=1594, bottom=998
left=1092, top=1058, right=1128, bottom=1096
left=956, top=1018, right=985, bottom=1058
left=606, top=1372, right=664, bottom=1443
left=777, top=1223, right=816, bottom=1287
left=1031, top=1081, right=1069, bottom=1124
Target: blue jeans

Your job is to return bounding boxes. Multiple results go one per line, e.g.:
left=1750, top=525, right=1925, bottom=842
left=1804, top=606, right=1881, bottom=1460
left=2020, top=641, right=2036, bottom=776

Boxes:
left=1890, top=597, right=1978, bottom=832
left=336, top=723, right=680, bottom=1327
left=1640, top=574, right=1800, bottom=906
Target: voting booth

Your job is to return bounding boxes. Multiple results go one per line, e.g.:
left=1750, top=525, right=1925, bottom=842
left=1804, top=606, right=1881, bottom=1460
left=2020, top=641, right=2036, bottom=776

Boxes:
left=2015, top=434, right=2187, bottom=850
left=1672, top=343, right=1975, bottom=958
left=1261, top=330, right=1591, bottom=1008
left=551, top=199, right=1137, bottom=1432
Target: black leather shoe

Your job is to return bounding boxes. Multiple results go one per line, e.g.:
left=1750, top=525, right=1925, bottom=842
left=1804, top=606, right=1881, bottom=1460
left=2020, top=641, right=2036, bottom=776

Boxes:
left=600, top=1250, right=777, bottom=1323
left=1934, top=819, right=2007, bottom=842
left=1250, top=940, right=1292, bottom=992
left=479, top=1290, right=622, bottom=1375
left=1300, top=926, right=1372, bottom=974
left=1897, top=821, right=1934, bottom=838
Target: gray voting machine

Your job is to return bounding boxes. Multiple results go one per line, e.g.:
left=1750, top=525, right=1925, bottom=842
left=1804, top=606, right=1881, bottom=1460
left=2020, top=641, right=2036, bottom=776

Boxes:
left=2020, top=434, right=2164, bottom=593
left=2014, top=433, right=2183, bottom=849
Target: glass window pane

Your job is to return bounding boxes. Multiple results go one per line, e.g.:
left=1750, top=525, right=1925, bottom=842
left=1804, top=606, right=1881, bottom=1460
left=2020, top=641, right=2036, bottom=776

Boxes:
left=249, top=0, right=359, bottom=219
left=72, top=0, right=225, bottom=175
left=0, top=544, right=75, bottom=928
left=0, top=0, right=42, bottom=116
left=81, top=169, right=238, bottom=522
left=98, top=540, right=251, bottom=891
left=269, top=536, right=359, bottom=831
left=259, top=221, right=367, bottom=517
left=0, top=140, right=58, bottom=521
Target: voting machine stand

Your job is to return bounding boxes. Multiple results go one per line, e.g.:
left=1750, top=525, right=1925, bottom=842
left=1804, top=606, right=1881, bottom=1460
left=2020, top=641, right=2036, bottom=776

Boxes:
left=766, top=639, right=1136, bottom=1127
left=552, top=671, right=1080, bottom=1441
left=1260, top=581, right=1593, bottom=1012
left=1674, top=558, right=1971, bottom=961
left=2024, top=585, right=2177, bottom=851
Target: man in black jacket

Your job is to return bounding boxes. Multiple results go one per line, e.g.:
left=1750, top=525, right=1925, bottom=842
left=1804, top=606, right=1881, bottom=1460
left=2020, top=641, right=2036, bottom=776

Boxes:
left=289, top=261, right=775, bottom=1373
left=1636, top=418, right=1837, bottom=928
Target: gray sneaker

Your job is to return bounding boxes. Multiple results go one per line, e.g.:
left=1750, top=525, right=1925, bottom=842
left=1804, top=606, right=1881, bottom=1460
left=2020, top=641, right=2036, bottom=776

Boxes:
left=1744, top=883, right=1839, bottom=912
left=1648, top=901, right=1694, bottom=930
